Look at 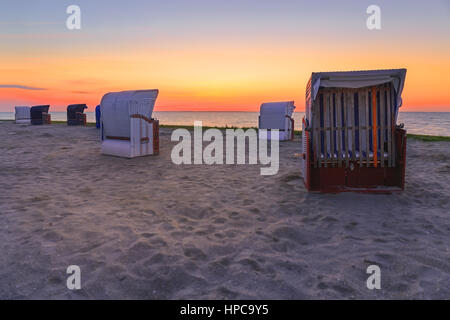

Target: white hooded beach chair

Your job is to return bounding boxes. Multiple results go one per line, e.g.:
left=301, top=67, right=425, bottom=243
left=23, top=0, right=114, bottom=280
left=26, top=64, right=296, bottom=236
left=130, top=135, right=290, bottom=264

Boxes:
left=15, top=106, right=31, bottom=124
left=100, top=89, right=159, bottom=158
left=258, top=101, right=296, bottom=141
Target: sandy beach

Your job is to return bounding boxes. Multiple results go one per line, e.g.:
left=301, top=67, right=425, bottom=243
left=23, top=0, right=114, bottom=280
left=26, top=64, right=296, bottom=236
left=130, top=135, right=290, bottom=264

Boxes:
left=0, top=121, right=449, bottom=299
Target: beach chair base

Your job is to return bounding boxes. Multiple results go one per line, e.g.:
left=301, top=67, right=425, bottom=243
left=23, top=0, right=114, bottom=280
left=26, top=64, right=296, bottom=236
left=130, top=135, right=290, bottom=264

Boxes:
left=101, top=119, right=159, bottom=158
left=31, top=113, right=51, bottom=125
left=68, top=113, right=87, bottom=126
left=258, top=130, right=294, bottom=141
left=15, top=119, right=31, bottom=125
left=302, top=128, right=407, bottom=193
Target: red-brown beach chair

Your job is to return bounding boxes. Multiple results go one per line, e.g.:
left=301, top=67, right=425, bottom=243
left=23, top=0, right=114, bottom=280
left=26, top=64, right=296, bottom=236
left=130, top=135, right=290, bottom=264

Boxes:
left=301, top=69, right=407, bottom=193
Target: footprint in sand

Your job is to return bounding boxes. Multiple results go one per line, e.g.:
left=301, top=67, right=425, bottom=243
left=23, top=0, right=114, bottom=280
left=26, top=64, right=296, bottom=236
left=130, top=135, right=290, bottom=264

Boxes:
left=183, top=247, right=207, bottom=261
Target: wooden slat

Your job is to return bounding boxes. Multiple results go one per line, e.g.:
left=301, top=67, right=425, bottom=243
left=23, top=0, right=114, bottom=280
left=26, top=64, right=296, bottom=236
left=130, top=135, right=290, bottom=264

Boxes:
left=380, top=87, right=385, bottom=167
left=350, top=90, right=356, bottom=162
left=371, top=87, right=378, bottom=168
left=323, top=92, right=329, bottom=168
left=358, top=90, right=364, bottom=166
left=316, top=96, right=322, bottom=168
left=313, top=97, right=319, bottom=168
left=329, top=92, right=335, bottom=166
left=365, top=88, right=370, bottom=167
left=336, top=90, right=343, bottom=167
left=386, top=85, right=392, bottom=167
left=343, top=91, right=349, bottom=167
left=391, top=87, right=396, bottom=167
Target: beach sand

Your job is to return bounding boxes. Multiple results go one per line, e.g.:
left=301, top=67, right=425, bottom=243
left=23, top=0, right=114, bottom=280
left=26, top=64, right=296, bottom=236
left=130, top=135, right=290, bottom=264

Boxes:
left=0, top=121, right=449, bottom=299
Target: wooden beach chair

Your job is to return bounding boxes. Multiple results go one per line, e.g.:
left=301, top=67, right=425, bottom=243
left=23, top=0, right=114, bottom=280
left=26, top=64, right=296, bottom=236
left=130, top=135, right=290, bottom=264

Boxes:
left=67, top=104, right=87, bottom=126
left=100, top=89, right=159, bottom=158
left=15, top=106, right=31, bottom=124
left=30, top=105, right=51, bottom=125
left=301, top=69, right=407, bottom=193
left=258, top=101, right=296, bottom=141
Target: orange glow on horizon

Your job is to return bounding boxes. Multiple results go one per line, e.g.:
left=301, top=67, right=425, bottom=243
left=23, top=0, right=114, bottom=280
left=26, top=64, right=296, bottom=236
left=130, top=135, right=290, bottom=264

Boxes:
left=1, top=42, right=450, bottom=112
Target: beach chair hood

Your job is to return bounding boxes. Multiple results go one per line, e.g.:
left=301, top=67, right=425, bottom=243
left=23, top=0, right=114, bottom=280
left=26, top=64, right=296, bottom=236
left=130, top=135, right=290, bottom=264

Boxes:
left=309, top=69, right=406, bottom=107
left=67, top=104, right=87, bottom=115
left=259, top=101, right=295, bottom=129
left=30, top=105, right=50, bottom=114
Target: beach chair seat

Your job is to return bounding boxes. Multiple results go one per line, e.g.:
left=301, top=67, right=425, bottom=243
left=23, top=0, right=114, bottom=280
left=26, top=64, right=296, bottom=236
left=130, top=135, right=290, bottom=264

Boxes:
left=67, top=104, right=87, bottom=126
left=30, top=105, right=51, bottom=125
left=100, top=89, right=159, bottom=158
left=258, top=101, right=295, bottom=141
left=15, top=106, right=31, bottom=124
left=301, top=69, right=407, bottom=193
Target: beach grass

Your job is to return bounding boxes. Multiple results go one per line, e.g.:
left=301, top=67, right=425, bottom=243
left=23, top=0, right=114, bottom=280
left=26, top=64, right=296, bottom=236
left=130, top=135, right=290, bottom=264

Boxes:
left=407, top=134, right=450, bottom=142
left=2, top=119, right=448, bottom=140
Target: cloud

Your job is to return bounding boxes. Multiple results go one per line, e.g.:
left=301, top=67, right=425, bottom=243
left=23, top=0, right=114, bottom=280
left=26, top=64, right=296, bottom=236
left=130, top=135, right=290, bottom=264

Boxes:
left=71, top=91, right=92, bottom=94
left=0, top=21, right=57, bottom=26
left=0, top=84, right=46, bottom=90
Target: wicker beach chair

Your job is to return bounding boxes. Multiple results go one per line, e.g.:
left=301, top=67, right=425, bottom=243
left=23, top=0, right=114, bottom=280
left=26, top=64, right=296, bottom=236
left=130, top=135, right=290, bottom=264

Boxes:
left=30, top=105, right=51, bottom=125
left=67, top=104, right=87, bottom=126
left=301, top=69, right=407, bottom=193
left=15, top=106, right=31, bottom=124
left=95, top=105, right=101, bottom=129
left=100, top=89, right=159, bottom=158
left=258, top=101, right=296, bottom=141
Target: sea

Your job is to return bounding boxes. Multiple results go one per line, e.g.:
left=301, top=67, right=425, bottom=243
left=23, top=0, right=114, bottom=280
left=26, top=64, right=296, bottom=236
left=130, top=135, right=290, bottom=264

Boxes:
left=1, top=111, right=449, bottom=137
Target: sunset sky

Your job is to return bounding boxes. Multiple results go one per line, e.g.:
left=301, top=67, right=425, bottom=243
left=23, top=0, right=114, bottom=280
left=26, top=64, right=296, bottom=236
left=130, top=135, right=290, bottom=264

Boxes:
left=1, top=0, right=450, bottom=112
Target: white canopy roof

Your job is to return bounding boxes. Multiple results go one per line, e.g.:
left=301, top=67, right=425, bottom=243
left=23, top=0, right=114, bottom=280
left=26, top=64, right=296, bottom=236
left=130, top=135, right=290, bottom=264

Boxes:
left=15, top=106, right=30, bottom=111
left=259, top=101, right=295, bottom=130
left=260, top=101, right=295, bottom=117
left=310, top=69, right=407, bottom=108
left=101, top=89, right=159, bottom=138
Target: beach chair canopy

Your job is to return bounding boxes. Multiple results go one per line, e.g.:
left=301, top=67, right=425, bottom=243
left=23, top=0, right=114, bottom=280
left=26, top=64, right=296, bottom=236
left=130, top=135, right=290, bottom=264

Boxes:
left=15, top=106, right=30, bottom=120
left=259, top=101, right=295, bottom=129
left=101, top=89, right=159, bottom=139
left=67, top=104, right=87, bottom=118
left=306, top=69, right=406, bottom=121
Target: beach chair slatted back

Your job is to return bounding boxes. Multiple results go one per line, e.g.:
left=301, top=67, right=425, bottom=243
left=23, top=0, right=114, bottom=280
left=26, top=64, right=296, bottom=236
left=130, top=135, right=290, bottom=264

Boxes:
left=311, top=84, right=396, bottom=169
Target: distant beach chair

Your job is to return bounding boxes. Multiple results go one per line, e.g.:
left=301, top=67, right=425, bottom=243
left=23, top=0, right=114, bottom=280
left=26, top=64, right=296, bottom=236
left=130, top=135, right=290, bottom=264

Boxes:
left=258, top=101, right=296, bottom=141
left=67, top=104, right=87, bottom=126
left=95, top=105, right=101, bottom=129
left=100, top=89, right=159, bottom=158
left=15, top=106, right=31, bottom=124
left=301, top=69, right=407, bottom=193
left=30, top=105, right=51, bottom=125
